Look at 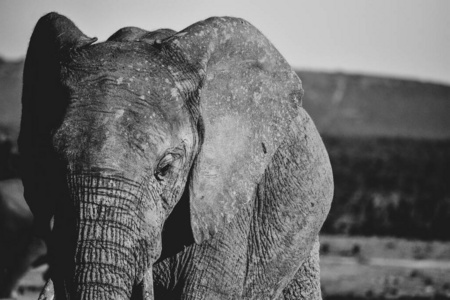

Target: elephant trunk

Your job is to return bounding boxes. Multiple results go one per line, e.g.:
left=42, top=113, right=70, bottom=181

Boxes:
left=71, top=214, right=136, bottom=300
left=50, top=174, right=161, bottom=300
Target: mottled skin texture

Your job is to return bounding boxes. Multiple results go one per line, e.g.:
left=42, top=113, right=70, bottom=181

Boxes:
left=20, top=12, right=333, bottom=300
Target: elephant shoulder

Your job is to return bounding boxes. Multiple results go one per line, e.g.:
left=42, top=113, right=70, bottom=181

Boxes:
left=269, top=107, right=333, bottom=215
left=243, top=108, right=332, bottom=297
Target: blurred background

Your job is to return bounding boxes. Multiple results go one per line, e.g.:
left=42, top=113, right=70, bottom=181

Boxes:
left=0, top=1, right=449, bottom=299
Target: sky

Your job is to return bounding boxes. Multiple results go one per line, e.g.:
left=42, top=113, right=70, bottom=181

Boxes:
left=1, top=0, right=449, bottom=84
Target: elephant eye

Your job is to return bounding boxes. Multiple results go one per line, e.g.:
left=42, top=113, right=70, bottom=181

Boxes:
left=155, top=154, right=175, bottom=181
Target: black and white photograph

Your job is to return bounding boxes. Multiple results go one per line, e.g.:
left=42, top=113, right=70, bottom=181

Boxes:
left=0, top=1, right=449, bottom=299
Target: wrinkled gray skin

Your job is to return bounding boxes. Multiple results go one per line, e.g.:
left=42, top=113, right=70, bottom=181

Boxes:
left=20, top=12, right=333, bottom=300
left=0, top=179, right=46, bottom=298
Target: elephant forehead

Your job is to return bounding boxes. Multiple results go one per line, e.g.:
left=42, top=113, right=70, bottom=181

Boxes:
left=56, top=94, right=188, bottom=160
left=63, top=42, right=189, bottom=108
left=61, top=43, right=193, bottom=130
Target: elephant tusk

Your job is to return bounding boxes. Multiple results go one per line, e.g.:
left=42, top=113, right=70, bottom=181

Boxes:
left=142, top=268, right=154, bottom=300
left=38, top=279, right=55, bottom=300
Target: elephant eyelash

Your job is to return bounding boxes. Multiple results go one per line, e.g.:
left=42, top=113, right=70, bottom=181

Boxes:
left=157, top=163, right=171, bottom=177
left=155, top=164, right=170, bottom=181
left=155, top=153, right=178, bottom=181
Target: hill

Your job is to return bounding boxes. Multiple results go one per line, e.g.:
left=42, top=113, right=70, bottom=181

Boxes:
left=297, top=70, right=450, bottom=139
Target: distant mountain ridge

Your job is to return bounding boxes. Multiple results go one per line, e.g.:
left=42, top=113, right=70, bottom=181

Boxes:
left=298, top=70, right=450, bottom=139
left=1, top=59, right=449, bottom=144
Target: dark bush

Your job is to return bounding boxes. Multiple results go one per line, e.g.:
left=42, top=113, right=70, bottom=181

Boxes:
left=321, top=242, right=330, bottom=255
left=351, top=244, right=361, bottom=256
left=321, top=136, right=450, bottom=241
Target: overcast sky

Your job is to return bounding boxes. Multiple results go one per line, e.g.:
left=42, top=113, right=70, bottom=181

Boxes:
left=1, top=0, right=449, bottom=84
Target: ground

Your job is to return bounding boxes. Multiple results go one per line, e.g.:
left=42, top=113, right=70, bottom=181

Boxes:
left=320, top=235, right=450, bottom=299
left=12, top=235, right=450, bottom=299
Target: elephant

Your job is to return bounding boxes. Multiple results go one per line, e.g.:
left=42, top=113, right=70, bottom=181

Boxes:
left=0, top=178, right=47, bottom=298
left=19, top=12, right=333, bottom=300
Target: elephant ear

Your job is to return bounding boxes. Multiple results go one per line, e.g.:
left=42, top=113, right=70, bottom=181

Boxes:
left=19, top=12, right=96, bottom=238
left=163, top=17, right=304, bottom=243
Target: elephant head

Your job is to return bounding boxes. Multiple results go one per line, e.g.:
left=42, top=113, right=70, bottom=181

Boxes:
left=20, top=13, right=309, bottom=299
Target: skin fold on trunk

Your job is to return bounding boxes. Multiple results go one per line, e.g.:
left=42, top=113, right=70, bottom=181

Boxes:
left=45, top=174, right=161, bottom=300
